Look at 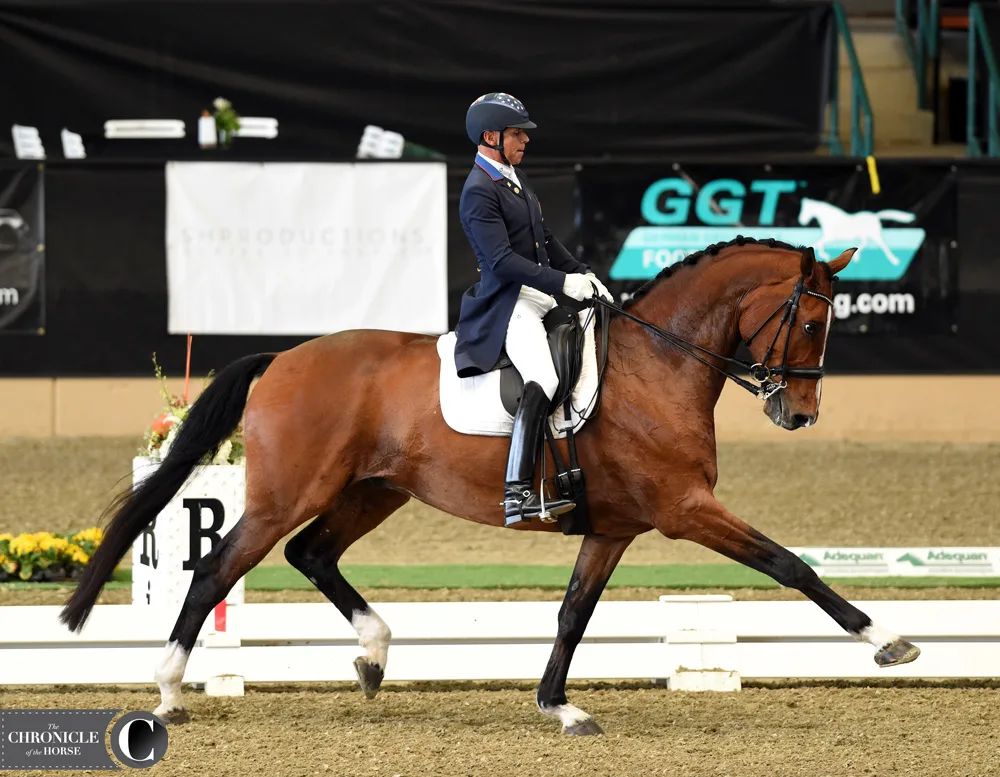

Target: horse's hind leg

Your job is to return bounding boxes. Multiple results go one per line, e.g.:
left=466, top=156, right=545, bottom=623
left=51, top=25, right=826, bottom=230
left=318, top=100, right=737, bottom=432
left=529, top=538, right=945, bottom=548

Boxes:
left=659, top=491, right=920, bottom=667
left=283, top=480, right=409, bottom=700
left=152, top=506, right=307, bottom=724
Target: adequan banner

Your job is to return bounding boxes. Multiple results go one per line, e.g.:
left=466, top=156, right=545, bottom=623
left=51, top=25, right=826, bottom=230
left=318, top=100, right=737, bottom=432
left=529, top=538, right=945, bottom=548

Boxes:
left=578, top=162, right=959, bottom=334
left=790, top=547, right=1000, bottom=577
left=165, top=161, right=448, bottom=336
left=0, top=163, right=45, bottom=335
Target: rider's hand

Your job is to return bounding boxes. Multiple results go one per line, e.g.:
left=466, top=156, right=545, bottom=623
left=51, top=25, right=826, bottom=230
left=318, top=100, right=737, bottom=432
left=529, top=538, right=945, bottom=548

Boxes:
left=562, top=273, right=595, bottom=301
left=586, top=273, right=614, bottom=303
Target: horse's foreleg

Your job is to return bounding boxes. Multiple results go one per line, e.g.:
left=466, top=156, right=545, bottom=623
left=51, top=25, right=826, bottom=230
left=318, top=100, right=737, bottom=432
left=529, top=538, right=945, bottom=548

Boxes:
left=659, top=491, right=920, bottom=667
left=283, top=481, right=410, bottom=700
left=536, top=533, right=633, bottom=736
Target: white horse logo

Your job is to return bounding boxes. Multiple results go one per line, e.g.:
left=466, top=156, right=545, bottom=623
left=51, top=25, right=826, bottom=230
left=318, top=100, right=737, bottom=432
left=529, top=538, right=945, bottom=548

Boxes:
left=798, top=198, right=915, bottom=266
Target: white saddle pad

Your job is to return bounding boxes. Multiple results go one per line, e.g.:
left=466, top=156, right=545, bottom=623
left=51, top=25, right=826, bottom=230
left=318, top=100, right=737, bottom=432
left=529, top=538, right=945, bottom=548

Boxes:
left=436, top=309, right=600, bottom=439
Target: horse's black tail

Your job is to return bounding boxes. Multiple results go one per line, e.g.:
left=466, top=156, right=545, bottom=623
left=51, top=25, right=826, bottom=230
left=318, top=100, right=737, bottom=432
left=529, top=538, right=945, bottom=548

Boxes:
left=60, top=352, right=277, bottom=633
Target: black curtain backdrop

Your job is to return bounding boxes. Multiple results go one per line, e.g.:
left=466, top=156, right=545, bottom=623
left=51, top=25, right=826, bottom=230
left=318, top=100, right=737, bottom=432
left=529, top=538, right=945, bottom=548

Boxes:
left=0, top=0, right=834, bottom=161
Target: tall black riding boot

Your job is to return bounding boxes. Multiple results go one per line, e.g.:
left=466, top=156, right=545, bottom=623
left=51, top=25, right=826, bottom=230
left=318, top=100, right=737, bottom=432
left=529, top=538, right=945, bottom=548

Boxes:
left=503, top=381, right=576, bottom=526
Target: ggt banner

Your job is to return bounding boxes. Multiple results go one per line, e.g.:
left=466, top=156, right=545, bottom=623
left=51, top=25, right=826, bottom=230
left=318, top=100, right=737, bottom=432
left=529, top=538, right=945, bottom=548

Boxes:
left=578, top=162, right=958, bottom=334
left=0, top=163, right=45, bottom=334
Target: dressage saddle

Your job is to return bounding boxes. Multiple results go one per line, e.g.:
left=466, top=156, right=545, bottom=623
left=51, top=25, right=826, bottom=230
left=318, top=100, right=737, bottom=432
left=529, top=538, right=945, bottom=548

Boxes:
left=490, top=304, right=585, bottom=418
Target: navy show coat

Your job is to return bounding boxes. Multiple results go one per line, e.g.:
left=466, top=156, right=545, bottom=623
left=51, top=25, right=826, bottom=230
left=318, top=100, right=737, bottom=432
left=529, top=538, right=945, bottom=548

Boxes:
left=453, top=156, right=590, bottom=378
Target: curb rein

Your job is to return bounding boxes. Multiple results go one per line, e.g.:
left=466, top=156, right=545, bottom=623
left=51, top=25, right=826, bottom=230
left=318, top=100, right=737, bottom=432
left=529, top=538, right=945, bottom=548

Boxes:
left=588, top=274, right=835, bottom=402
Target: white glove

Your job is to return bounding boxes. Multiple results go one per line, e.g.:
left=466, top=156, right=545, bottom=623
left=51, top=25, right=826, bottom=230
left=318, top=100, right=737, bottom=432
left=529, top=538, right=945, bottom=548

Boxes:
left=562, top=273, right=595, bottom=301
left=586, top=273, right=614, bottom=302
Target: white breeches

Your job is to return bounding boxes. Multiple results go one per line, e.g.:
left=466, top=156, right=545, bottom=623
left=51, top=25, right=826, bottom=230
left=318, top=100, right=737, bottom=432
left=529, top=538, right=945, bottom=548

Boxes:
left=505, top=285, right=559, bottom=400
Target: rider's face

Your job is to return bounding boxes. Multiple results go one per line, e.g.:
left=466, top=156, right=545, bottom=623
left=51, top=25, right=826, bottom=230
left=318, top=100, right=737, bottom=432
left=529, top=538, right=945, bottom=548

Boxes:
left=484, top=128, right=529, bottom=165
left=503, top=128, right=529, bottom=165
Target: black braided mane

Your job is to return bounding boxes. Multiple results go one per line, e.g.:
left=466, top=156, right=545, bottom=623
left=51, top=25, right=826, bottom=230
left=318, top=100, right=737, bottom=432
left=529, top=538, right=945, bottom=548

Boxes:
left=621, top=235, right=813, bottom=310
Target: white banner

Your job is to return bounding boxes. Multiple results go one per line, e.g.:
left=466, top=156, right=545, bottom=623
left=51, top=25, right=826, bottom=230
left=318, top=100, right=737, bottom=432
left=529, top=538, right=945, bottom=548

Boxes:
left=165, top=161, right=448, bottom=335
left=790, top=547, right=1000, bottom=577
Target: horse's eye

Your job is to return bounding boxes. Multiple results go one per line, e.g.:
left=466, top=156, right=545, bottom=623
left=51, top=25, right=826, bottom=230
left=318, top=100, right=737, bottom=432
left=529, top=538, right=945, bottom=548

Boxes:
left=803, top=322, right=819, bottom=335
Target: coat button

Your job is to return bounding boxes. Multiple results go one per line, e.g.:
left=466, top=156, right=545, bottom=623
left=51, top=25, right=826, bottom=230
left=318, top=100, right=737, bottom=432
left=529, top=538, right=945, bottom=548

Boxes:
left=535, top=241, right=539, bottom=248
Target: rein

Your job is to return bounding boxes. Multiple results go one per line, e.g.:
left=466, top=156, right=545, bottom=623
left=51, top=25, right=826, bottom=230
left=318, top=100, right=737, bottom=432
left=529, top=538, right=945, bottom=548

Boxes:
left=588, top=274, right=834, bottom=402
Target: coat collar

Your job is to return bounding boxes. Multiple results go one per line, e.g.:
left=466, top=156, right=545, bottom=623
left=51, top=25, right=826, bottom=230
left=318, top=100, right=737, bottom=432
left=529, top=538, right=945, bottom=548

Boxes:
left=474, top=153, right=526, bottom=198
left=474, top=152, right=505, bottom=181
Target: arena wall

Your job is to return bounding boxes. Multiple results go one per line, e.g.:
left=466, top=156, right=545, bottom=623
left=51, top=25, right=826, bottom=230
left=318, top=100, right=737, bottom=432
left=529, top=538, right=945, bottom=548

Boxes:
left=2, top=376, right=995, bottom=442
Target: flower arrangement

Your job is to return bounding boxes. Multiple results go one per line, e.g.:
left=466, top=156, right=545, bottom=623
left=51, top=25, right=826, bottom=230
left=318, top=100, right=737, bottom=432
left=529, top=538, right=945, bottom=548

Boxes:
left=0, top=528, right=103, bottom=582
left=141, top=353, right=245, bottom=466
left=211, top=96, right=241, bottom=149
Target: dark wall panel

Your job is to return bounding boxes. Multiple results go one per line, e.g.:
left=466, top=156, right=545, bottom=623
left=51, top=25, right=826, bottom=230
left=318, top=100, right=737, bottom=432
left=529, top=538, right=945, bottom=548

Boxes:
left=4, top=157, right=1000, bottom=377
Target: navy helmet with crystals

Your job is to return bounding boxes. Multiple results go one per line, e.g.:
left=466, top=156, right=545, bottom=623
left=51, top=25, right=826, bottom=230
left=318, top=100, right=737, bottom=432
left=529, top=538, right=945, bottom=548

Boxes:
left=465, top=92, right=537, bottom=146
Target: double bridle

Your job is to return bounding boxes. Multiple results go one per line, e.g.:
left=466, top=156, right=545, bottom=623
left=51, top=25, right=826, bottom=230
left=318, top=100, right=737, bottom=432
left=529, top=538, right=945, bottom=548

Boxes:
left=591, top=274, right=834, bottom=401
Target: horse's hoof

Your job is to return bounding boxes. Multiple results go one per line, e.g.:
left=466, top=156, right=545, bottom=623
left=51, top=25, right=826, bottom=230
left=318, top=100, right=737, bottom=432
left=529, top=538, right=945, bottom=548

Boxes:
left=353, top=657, right=385, bottom=700
left=875, top=639, right=920, bottom=667
left=153, top=707, right=190, bottom=726
left=563, top=717, right=604, bottom=736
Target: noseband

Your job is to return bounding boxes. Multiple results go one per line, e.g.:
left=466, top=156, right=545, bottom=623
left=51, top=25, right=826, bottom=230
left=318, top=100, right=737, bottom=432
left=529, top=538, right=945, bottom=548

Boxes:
left=593, top=274, right=834, bottom=400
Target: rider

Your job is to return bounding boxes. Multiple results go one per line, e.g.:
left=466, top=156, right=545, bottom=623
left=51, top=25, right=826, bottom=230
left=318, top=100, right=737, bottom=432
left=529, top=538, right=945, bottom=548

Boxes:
left=453, top=92, right=614, bottom=527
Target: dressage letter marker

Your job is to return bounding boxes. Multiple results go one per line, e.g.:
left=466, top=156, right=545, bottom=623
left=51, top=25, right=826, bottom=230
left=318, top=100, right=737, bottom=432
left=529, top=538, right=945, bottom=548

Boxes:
left=130, top=457, right=246, bottom=612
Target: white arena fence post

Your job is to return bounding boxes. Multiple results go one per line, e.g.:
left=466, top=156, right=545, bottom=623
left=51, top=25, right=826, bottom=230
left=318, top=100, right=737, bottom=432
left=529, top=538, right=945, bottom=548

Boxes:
left=659, top=595, right=741, bottom=691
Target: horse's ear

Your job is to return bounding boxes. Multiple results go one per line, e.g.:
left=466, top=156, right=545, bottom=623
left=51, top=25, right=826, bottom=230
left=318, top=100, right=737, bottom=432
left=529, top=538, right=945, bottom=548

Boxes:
left=826, top=247, right=857, bottom=275
left=800, top=246, right=816, bottom=276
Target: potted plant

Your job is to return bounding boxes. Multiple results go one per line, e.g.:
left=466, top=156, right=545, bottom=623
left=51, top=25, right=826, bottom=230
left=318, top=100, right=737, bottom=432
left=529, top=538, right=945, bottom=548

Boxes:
left=212, top=97, right=242, bottom=150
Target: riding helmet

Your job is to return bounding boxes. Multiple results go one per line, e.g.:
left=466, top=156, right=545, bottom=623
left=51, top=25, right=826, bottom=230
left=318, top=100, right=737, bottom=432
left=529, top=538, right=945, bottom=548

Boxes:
left=465, top=92, right=536, bottom=146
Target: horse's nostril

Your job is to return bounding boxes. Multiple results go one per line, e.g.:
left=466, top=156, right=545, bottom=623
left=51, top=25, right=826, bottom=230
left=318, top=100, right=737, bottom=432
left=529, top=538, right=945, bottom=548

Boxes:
left=791, top=413, right=812, bottom=429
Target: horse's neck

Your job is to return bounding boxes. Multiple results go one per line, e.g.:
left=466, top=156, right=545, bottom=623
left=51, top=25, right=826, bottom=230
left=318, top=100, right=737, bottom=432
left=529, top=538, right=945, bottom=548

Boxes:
left=608, top=255, right=762, bottom=413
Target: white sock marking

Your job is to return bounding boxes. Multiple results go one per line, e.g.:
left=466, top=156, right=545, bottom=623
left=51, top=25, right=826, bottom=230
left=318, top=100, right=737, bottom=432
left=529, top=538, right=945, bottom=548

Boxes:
left=352, top=608, right=391, bottom=668
left=859, top=623, right=899, bottom=650
left=539, top=703, right=593, bottom=729
left=152, top=640, right=190, bottom=716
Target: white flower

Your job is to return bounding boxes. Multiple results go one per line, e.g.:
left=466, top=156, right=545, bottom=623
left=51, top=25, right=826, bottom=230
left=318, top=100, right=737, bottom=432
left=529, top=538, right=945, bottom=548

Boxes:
left=213, top=97, right=231, bottom=111
left=213, top=440, right=233, bottom=465
left=158, top=423, right=180, bottom=461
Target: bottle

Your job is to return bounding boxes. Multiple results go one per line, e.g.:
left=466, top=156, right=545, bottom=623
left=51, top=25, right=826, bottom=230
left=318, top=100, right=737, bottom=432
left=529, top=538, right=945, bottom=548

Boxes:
left=198, top=111, right=217, bottom=149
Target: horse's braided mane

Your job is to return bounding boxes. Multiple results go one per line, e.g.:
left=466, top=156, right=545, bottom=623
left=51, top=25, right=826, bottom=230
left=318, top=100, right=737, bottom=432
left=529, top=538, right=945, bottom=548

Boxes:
left=621, top=235, right=829, bottom=310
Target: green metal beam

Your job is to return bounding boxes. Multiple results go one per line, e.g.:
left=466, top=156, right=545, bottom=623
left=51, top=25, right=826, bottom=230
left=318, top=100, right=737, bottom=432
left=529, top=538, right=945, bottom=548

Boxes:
left=831, top=3, right=875, bottom=157
left=968, top=3, right=1000, bottom=157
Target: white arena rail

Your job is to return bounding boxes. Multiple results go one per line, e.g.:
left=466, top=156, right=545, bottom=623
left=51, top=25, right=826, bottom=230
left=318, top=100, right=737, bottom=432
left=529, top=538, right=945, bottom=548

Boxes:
left=2, top=596, right=999, bottom=693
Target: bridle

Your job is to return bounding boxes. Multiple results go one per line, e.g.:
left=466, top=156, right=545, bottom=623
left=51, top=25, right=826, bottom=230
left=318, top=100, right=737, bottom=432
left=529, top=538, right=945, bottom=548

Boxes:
left=590, top=273, right=834, bottom=401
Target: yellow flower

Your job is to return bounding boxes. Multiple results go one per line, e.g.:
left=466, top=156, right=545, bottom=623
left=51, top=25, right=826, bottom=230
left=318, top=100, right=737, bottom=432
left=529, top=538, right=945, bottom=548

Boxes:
left=37, top=535, right=54, bottom=553
left=9, top=535, right=37, bottom=556
left=67, top=546, right=89, bottom=565
left=72, top=527, right=103, bottom=545
left=51, top=537, right=70, bottom=553
left=0, top=533, right=13, bottom=544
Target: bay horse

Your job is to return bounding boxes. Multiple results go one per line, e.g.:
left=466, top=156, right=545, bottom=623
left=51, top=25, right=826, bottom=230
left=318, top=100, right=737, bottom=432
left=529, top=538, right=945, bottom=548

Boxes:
left=61, top=237, right=920, bottom=736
